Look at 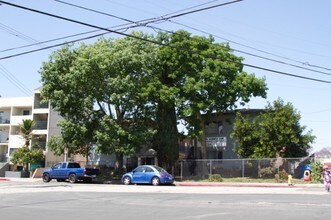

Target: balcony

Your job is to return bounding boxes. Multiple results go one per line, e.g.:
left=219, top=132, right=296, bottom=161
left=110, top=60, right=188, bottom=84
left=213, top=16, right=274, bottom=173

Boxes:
left=0, top=154, right=7, bottom=162
left=34, top=100, right=49, bottom=109
left=34, top=121, right=48, bottom=130
left=0, top=117, right=10, bottom=124
left=0, top=137, right=9, bottom=144
left=33, top=140, right=46, bottom=150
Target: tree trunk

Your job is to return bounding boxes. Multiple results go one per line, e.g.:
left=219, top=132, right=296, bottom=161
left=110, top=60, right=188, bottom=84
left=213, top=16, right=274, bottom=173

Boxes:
left=115, top=152, right=124, bottom=174
left=154, top=101, right=179, bottom=168
left=197, top=112, right=207, bottom=159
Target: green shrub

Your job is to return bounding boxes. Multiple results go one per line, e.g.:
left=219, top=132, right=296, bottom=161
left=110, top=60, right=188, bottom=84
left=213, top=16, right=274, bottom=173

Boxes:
left=279, top=169, right=288, bottom=180
left=310, top=160, right=323, bottom=183
left=209, top=174, right=223, bottom=182
left=260, top=167, right=276, bottom=178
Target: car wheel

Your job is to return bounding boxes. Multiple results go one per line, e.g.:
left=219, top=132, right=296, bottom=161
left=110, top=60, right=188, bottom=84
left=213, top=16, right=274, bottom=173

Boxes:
left=151, top=177, right=160, bottom=186
left=42, top=173, right=51, bottom=183
left=68, top=173, right=77, bottom=183
left=123, top=176, right=131, bottom=185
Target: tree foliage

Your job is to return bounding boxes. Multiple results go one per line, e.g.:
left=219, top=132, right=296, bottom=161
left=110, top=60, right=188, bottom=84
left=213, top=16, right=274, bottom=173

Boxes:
left=231, top=99, right=315, bottom=158
left=11, top=119, right=44, bottom=171
left=40, top=33, right=157, bottom=170
left=40, top=30, right=268, bottom=169
left=152, top=31, right=267, bottom=159
left=20, top=119, right=35, bottom=147
left=11, top=145, right=44, bottom=171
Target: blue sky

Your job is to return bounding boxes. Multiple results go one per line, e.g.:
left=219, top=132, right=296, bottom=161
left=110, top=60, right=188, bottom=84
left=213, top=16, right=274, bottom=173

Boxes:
left=0, top=0, right=330, bottom=152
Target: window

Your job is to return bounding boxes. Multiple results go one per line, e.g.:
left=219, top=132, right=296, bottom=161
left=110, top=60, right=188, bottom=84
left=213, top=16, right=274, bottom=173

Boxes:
left=68, top=163, right=80, bottom=168
left=134, top=167, right=145, bottom=172
left=23, top=110, right=30, bottom=115
left=217, top=151, right=223, bottom=159
left=53, top=163, right=62, bottom=169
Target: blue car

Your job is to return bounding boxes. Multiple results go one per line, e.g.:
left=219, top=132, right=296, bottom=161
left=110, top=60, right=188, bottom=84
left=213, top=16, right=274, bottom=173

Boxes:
left=121, top=165, right=174, bottom=186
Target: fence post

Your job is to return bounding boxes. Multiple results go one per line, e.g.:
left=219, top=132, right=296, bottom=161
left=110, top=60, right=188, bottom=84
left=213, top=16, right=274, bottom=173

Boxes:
left=242, top=159, right=245, bottom=178
left=209, top=160, right=212, bottom=176
left=180, top=161, right=183, bottom=181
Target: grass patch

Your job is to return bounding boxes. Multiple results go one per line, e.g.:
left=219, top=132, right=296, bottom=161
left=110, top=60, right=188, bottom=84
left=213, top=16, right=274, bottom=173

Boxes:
left=178, top=177, right=312, bottom=184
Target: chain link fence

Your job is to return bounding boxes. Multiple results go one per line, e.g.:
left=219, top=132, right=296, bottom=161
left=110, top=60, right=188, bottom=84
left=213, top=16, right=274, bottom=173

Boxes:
left=174, top=157, right=313, bottom=180
left=46, top=156, right=322, bottom=180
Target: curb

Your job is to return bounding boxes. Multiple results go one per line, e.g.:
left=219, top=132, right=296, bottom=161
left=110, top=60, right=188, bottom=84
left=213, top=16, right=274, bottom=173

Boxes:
left=0, top=178, right=10, bottom=181
left=174, top=182, right=322, bottom=188
left=176, top=183, right=300, bottom=188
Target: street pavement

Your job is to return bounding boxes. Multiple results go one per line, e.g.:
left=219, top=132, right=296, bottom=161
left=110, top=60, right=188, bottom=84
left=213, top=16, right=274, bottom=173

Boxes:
left=1, top=177, right=329, bottom=220
left=0, top=177, right=326, bottom=195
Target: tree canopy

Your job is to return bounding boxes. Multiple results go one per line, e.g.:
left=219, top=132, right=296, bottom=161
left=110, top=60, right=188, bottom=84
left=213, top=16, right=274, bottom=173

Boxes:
left=231, top=99, right=315, bottom=158
left=40, top=30, right=268, bottom=169
left=40, top=33, right=157, bottom=170
left=152, top=31, right=267, bottom=160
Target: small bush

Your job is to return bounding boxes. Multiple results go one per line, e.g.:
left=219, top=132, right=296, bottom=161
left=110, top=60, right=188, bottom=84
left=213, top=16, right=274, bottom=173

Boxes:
left=209, top=174, right=223, bottom=182
left=310, top=160, right=323, bottom=183
left=260, top=167, right=276, bottom=178
left=274, top=174, right=280, bottom=182
left=279, top=169, right=288, bottom=180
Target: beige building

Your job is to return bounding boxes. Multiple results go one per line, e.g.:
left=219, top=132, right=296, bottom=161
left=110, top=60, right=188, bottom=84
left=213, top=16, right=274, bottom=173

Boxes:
left=0, top=88, right=66, bottom=175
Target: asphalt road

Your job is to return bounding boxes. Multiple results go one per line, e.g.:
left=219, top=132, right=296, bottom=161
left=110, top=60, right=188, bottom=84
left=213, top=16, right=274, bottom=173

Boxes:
left=0, top=180, right=330, bottom=220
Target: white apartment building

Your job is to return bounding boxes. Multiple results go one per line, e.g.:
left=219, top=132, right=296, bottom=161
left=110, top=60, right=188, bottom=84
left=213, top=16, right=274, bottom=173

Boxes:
left=0, top=88, right=64, bottom=173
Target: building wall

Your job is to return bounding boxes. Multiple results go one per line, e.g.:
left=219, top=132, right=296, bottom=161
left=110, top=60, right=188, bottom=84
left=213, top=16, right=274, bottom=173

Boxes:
left=185, top=109, right=264, bottom=160
left=0, top=97, right=33, bottom=162
left=0, top=90, right=66, bottom=168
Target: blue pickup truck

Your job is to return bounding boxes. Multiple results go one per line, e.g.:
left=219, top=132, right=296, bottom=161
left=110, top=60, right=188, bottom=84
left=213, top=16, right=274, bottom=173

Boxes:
left=42, top=162, right=99, bottom=183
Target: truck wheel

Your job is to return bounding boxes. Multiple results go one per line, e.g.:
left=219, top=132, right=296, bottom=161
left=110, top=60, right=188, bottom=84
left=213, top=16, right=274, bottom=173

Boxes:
left=42, top=173, right=51, bottom=183
left=68, top=173, right=77, bottom=183
left=123, top=176, right=131, bottom=185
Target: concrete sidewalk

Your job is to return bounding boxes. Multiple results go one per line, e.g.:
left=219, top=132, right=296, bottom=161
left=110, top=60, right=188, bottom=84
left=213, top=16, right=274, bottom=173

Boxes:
left=0, top=177, right=41, bottom=182
left=0, top=176, right=323, bottom=189
left=175, top=181, right=322, bottom=189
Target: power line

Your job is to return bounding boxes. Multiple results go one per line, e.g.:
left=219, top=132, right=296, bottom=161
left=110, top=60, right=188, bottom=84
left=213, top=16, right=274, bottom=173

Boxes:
left=148, top=0, right=224, bottom=18
left=0, top=29, right=100, bottom=53
left=0, top=64, right=32, bottom=95
left=0, top=0, right=242, bottom=55
left=147, top=25, right=331, bottom=77
left=168, top=21, right=331, bottom=72
left=53, top=0, right=331, bottom=77
left=54, top=0, right=135, bottom=24
left=0, top=25, right=138, bottom=60
left=1, top=1, right=331, bottom=84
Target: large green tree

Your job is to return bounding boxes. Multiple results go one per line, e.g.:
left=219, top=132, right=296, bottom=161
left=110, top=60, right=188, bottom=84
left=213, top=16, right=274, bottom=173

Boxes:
left=231, top=99, right=315, bottom=158
left=40, top=33, right=157, bottom=171
left=152, top=31, right=267, bottom=160
left=40, top=30, right=268, bottom=170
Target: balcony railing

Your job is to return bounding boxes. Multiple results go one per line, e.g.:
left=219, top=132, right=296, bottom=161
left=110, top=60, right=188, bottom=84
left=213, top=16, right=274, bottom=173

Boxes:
left=0, top=154, right=7, bottom=162
left=0, top=137, right=9, bottom=143
left=34, top=102, right=49, bottom=109
left=34, top=141, right=46, bottom=150
left=0, top=117, right=10, bottom=124
left=34, top=121, right=48, bottom=130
